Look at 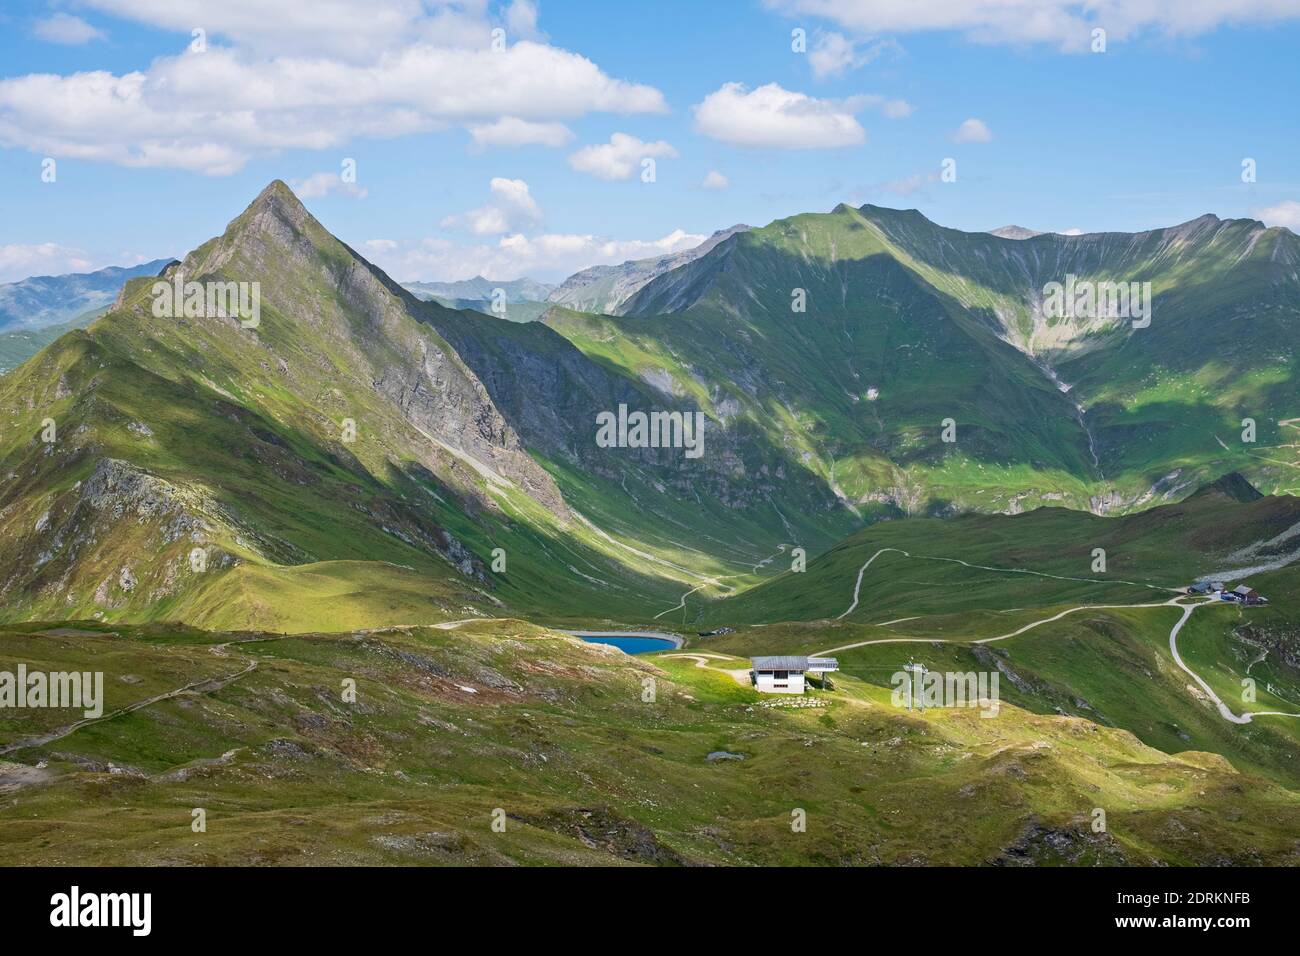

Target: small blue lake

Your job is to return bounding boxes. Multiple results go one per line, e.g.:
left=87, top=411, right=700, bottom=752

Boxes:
left=566, top=631, right=680, bottom=654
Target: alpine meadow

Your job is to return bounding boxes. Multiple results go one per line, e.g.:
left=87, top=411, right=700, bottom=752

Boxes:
left=1, top=0, right=1299, bottom=914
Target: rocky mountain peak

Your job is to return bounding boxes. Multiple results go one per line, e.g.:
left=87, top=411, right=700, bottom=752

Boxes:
left=989, top=225, right=1043, bottom=240
left=228, top=179, right=317, bottom=245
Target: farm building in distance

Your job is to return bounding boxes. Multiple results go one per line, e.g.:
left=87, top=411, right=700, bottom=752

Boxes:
left=1187, top=581, right=1268, bottom=605
left=750, top=656, right=839, bottom=694
left=1231, top=585, right=1267, bottom=605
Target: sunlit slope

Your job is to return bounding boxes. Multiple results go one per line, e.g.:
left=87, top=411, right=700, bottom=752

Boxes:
left=692, top=479, right=1300, bottom=789
left=0, top=183, right=755, bottom=629
left=694, top=475, right=1299, bottom=627
left=551, top=203, right=1299, bottom=515
left=3, top=619, right=1297, bottom=865
left=554, top=208, right=1098, bottom=517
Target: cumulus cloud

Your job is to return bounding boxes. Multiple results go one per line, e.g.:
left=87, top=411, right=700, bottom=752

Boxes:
left=362, top=228, right=708, bottom=284
left=568, top=132, right=678, bottom=180
left=694, top=82, right=889, bottom=149
left=85, top=0, right=489, bottom=60
left=504, top=0, right=544, bottom=40
left=33, top=14, right=106, bottom=44
left=290, top=171, right=368, bottom=199
left=0, top=6, right=667, bottom=176
left=700, top=170, right=730, bottom=189
left=468, top=117, right=573, bottom=148
left=765, top=0, right=1300, bottom=52
left=441, top=178, right=544, bottom=235
left=951, top=117, right=993, bottom=143
left=1057, top=227, right=1084, bottom=236
left=1256, top=200, right=1300, bottom=231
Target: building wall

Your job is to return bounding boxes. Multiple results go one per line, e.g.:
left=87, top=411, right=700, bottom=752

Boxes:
left=755, top=670, right=805, bottom=694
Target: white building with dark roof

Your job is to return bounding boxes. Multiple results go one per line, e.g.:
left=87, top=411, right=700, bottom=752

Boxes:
left=750, top=656, right=839, bottom=694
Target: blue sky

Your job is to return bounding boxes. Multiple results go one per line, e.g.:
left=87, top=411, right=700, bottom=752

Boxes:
left=1, top=0, right=1298, bottom=283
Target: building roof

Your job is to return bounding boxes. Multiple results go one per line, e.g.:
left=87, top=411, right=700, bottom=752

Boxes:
left=1233, top=585, right=1257, bottom=595
left=806, top=657, right=839, bottom=671
left=751, top=656, right=810, bottom=671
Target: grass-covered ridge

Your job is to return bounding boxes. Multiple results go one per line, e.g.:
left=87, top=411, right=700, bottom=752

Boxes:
left=3, top=618, right=1298, bottom=866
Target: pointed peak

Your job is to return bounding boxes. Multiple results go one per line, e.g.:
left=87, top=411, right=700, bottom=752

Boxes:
left=246, top=179, right=308, bottom=217
left=1190, top=472, right=1263, bottom=503
left=167, top=178, right=338, bottom=285
left=220, top=179, right=319, bottom=247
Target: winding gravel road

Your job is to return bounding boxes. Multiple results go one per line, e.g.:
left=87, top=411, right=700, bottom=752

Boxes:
left=821, top=549, right=1300, bottom=726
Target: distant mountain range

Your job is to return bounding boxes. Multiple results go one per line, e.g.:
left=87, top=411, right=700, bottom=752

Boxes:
left=403, top=225, right=756, bottom=320
left=403, top=276, right=554, bottom=304
left=0, top=259, right=175, bottom=373
left=546, top=224, right=750, bottom=314
left=399, top=228, right=757, bottom=322
left=402, top=277, right=554, bottom=324
left=0, top=259, right=173, bottom=332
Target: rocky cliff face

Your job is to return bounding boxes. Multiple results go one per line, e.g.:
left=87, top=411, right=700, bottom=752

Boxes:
left=135, top=181, right=570, bottom=520
left=1, top=454, right=233, bottom=615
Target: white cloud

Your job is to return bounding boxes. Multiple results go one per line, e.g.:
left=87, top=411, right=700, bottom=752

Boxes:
left=84, top=0, right=486, bottom=60
left=1058, top=227, right=1084, bottom=236
left=0, top=243, right=95, bottom=283
left=504, top=0, right=543, bottom=40
left=951, top=117, right=993, bottom=143
left=701, top=170, right=730, bottom=189
left=766, top=0, right=1300, bottom=51
left=693, top=82, right=876, bottom=149
left=441, top=178, right=544, bottom=235
left=290, top=171, right=368, bottom=199
left=1256, top=200, right=1300, bottom=230
left=0, top=9, right=667, bottom=176
left=568, top=132, right=678, bottom=181
left=362, top=229, right=708, bottom=284
left=468, top=117, right=573, bottom=148
left=33, top=14, right=106, bottom=44
left=808, top=32, right=901, bottom=78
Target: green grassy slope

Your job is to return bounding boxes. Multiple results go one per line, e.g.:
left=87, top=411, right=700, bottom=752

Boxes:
left=563, top=208, right=1100, bottom=517
left=0, top=307, right=107, bottom=374
left=0, top=183, right=866, bottom=632
left=685, top=481, right=1300, bottom=792
left=0, top=187, right=745, bottom=628
left=3, top=619, right=1297, bottom=866
left=692, top=476, right=1297, bottom=627
left=584, top=203, right=1300, bottom=514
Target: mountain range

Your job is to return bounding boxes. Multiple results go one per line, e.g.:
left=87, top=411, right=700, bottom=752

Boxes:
left=0, top=259, right=175, bottom=374
left=1, top=182, right=1297, bottom=630
left=546, top=224, right=750, bottom=314
left=2, top=181, right=1299, bottom=865
left=0, top=259, right=174, bottom=332
left=403, top=276, right=555, bottom=303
